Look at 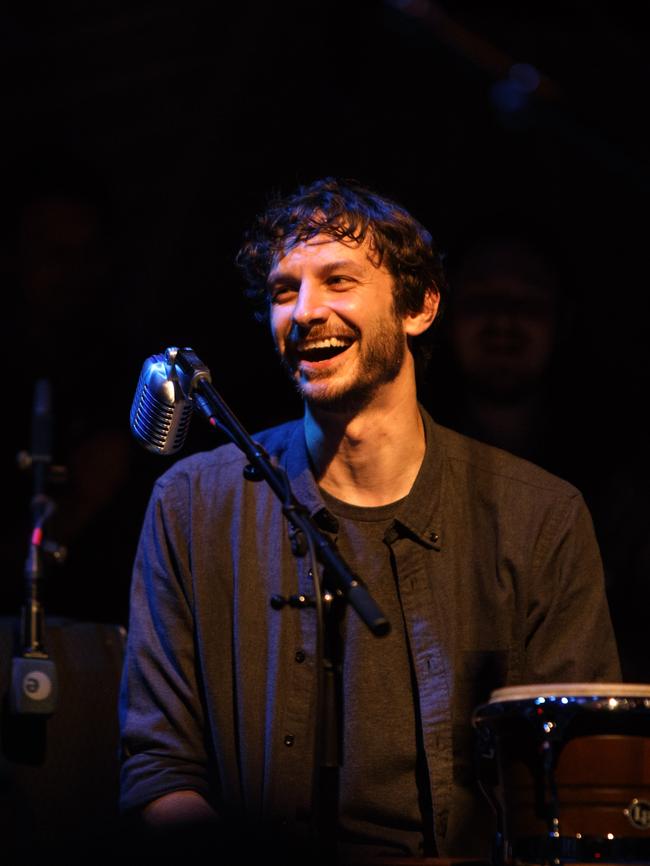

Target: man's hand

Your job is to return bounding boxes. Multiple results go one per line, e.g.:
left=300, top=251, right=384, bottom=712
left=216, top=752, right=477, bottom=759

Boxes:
left=142, top=790, right=218, bottom=827
left=133, top=791, right=221, bottom=863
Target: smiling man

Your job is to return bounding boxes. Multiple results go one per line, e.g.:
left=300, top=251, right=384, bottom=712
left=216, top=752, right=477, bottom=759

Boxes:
left=268, top=233, right=425, bottom=410
left=119, top=178, right=620, bottom=864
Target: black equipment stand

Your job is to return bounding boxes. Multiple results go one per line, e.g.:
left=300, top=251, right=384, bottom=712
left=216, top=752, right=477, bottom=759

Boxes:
left=11, top=379, right=63, bottom=718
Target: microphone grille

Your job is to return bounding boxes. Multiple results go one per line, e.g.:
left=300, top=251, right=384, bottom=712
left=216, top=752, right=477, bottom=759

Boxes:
left=130, top=355, right=193, bottom=455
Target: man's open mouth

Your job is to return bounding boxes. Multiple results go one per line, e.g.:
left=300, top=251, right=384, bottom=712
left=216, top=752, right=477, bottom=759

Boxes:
left=295, top=336, right=355, bottom=363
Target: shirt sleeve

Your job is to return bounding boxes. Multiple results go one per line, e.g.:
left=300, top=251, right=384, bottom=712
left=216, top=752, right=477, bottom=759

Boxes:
left=119, top=475, right=214, bottom=813
left=522, top=491, right=622, bottom=684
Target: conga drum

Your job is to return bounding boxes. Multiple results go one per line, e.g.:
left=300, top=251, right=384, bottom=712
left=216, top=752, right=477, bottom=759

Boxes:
left=473, top=684, right=650, bottom=865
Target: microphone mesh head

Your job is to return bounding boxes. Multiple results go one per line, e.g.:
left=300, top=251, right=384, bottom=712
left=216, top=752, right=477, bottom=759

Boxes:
left=130, top=355, right=193, bottom=455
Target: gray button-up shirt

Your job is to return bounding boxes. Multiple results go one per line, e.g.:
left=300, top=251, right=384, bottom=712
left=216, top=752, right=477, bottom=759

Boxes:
left=119, top=409, right=620, bottom=858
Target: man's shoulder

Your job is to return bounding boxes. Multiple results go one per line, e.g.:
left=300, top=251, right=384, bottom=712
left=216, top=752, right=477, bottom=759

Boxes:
left=154, top=416, right=303, bottom=490
left=432, top=421, right=581, bottom=502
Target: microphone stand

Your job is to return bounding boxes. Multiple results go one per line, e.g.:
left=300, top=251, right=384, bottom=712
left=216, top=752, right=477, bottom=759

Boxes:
left=174, top=349, right=390, bottom=636
left=172, top=348, right=391, bottom=859
left=10, top=379, right=62, bottom=724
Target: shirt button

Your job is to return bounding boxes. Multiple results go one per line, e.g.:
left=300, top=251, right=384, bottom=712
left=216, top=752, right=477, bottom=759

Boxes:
left=294, top=650, right=306, bottom=663
left=284, top=734, right=295, bottom=747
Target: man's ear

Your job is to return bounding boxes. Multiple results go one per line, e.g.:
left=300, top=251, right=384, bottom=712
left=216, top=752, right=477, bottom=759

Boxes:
left=403, top=286, right=440, bottom=337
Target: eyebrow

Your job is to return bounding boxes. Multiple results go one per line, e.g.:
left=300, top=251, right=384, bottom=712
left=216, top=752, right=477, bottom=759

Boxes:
left=267, top=258, right=366, bottom=287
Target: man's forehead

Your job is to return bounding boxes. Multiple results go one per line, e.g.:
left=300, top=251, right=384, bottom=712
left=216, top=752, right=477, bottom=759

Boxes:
left=270, top=231, right=379, bottom=273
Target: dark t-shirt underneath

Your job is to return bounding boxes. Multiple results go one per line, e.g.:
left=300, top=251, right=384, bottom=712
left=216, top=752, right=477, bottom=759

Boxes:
left=319, top=488, right=436, bottom=860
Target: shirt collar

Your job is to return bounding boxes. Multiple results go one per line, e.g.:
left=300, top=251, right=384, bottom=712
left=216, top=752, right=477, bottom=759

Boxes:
left=282, top=420, right=334, bottom=531
left=391, top=406, right=443, bottom=550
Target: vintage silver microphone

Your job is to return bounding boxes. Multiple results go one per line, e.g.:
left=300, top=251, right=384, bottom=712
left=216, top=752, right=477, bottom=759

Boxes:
left=129, top=347, right=195, bottom=455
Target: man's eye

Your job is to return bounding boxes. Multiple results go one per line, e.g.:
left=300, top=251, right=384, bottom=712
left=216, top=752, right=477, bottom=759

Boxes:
left=327, top=275, right=352, bottom=287
left=270, top=287, right=296, bottom=304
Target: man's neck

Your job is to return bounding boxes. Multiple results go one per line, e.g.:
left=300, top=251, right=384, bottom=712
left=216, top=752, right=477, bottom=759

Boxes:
left=304, top=389, right=426, bottom=508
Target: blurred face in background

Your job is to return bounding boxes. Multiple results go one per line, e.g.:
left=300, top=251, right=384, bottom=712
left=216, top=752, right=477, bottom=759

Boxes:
left=448, top=239, right=559, bottom=403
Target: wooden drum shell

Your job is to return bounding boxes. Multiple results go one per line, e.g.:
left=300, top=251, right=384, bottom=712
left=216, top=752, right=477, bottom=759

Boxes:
left=473, top=684, right=650, bottom=864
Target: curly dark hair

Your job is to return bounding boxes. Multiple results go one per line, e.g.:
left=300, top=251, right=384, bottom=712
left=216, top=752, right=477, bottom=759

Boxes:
left=235, top=177, right=448, bottom=374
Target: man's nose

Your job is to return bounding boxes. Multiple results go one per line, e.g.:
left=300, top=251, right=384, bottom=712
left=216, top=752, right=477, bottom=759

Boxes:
left=292, top=281, right=329, bottom=327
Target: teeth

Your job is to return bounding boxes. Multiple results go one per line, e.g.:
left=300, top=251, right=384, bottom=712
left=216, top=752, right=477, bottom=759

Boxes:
left=300, top=337, right=350, bottom=350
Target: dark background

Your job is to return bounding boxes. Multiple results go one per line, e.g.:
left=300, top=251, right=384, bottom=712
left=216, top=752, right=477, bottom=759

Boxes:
left=1, top=0, right=649, bottom=670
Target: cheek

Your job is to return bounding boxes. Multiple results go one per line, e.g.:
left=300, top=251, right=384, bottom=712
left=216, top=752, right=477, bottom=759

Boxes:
left=524, top=321, right=557, bottom=364
left=270, top=308, right=290, bottom=349
left=329, top=294, right=364, bottom=323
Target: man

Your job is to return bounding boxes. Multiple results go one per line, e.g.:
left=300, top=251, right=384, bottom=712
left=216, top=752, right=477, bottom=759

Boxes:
left=119, top=178, right=620, bottom=863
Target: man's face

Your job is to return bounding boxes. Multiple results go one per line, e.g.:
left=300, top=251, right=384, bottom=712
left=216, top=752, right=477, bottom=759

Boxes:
left=267, top=234, right=409, bottom=412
